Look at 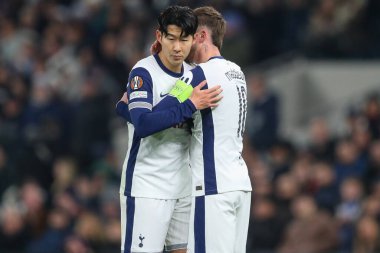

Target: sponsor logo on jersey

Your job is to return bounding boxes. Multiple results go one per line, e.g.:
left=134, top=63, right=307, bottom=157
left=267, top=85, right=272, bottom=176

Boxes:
left=130, top=76, right=143, bottom=90
left=130, top=91, right=148, bottom=100
left=160, top=92, right=169, bottom=98
left=225, top=69, right=245, bottom=81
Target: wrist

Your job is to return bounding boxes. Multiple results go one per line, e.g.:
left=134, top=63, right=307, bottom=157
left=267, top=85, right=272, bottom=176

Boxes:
left=186, top=98, right=197, bottom=112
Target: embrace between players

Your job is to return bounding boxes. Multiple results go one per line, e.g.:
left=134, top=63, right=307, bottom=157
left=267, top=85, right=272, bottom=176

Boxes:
left=116, top=5, right=252, bottom=253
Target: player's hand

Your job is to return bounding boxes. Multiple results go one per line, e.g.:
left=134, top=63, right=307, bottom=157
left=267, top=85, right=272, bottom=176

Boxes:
left=119, top=92, right=129, bottom=104
left=150, top=40, right=161, bottom=54
left=190, top=80, right=223, bottom=110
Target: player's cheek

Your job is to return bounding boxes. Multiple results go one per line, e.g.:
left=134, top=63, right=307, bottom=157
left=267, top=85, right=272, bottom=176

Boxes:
left=184, top=41, right=193, bottom=55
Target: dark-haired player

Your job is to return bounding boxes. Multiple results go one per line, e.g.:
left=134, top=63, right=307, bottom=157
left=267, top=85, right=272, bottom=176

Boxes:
left=117, top=6, right=221, bottom=253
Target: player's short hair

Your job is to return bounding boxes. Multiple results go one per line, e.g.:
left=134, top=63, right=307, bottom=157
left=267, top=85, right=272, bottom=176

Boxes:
left=194, top=6, right=226, bottom=50
left=158, top=6, right=198, bottom=37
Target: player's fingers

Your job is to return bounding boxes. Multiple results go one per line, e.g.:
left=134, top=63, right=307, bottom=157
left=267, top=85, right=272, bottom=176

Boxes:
left=208, top=88, right=223, bottom=99
left=215, top=95, right=223, bottom=101
left=205, top=85, right=221, bottom=94
left=197, top=80, right=207, bottom=90
left=210, top=95, right=223, bottom=103
left=121, top=92, right=129, bottom=103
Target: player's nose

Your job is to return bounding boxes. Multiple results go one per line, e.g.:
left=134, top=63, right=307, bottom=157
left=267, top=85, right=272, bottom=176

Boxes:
left=173, top=40, right=181, bottom=51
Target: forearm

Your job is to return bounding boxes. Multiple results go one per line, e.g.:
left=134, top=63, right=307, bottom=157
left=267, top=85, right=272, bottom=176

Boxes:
left=116, top=101, right=131, bottom=122
left=132, top=99, right=195, bottom=138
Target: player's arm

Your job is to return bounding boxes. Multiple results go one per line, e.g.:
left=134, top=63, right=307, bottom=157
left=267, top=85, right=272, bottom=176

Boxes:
left=115, top=74, right=196, bottom=136
left=117, top=43, right=159, bottom=120
left=116, top=70, right=221, bottom=128
left=116, top=92, right=130, bottom=121
left=117, top=68, right=219, bottom=138
left=154, top=66, right=222, bottom=112
left=153, top=79, right=221, bottom=112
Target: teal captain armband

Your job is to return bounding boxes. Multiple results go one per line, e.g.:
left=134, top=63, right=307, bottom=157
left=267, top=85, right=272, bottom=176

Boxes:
left=169, top=80, right=194, bottom=103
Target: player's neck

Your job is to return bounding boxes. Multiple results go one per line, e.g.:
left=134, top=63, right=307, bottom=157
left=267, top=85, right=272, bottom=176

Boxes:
left=198, top=44, right=221, bottom=63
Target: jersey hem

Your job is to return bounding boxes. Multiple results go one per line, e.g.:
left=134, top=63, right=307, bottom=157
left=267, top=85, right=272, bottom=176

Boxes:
left=193, top=187, right=252, bottom=196
left=120, top=191, right=191, bottom=200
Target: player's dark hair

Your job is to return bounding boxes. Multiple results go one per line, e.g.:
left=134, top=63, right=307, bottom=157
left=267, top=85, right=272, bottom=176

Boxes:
left=194, top=6, right=226, bottom=50
left=158, top=5, right=198, bottom=37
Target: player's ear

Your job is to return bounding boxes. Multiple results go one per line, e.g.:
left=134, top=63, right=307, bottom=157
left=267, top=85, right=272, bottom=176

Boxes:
left=199, top=30, right=207, bottom=43
left=156, top=30, right=162, bottom=43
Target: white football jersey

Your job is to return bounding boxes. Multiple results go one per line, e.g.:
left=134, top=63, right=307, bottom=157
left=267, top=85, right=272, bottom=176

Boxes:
left=185, top=56, right=252, bottom=196
left=119, top=54, right=193, bottom=199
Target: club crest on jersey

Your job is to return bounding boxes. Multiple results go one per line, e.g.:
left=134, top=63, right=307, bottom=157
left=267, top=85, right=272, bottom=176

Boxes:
left=130, top=76, right=143, bottom=90
left=139, top=234, right=145, bottom=248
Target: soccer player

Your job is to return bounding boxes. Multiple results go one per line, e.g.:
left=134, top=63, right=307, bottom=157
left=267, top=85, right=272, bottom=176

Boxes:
left=119, top=6, right=252, bottom=253
left=186, top=8, right=252, bottom=253
left=117, top=6, right=221, bottom=253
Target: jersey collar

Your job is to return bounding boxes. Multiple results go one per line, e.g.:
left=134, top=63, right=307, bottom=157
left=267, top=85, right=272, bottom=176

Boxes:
left=208, top=56, right=224, bottom=61
left=154, top=54, right=184, bottom=78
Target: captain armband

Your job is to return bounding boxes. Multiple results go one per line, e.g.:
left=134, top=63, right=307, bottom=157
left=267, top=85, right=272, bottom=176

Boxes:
left=169, top=79, right=193, bottom=103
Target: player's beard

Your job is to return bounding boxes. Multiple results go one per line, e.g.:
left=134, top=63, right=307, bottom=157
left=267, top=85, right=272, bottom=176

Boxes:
left=186, top=43, right=197, bottom=64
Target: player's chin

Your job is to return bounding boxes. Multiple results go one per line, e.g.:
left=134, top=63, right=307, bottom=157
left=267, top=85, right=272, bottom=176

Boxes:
left=171, top=58, right=184, bottom=65
left=172, top=56, right=183, bottom=62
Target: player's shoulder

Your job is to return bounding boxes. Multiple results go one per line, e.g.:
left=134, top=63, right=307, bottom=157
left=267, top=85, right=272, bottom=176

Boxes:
left=183, top=61, right=196, bottom=72
left=132, top=55, right=156, bottom=71
left=128, top=55, right=157, bottom=80
left=225, top=59, right=242, bottom=71
left=209, top=58, right=244, bottom=75
left=206, top=57, right=242, bottom=70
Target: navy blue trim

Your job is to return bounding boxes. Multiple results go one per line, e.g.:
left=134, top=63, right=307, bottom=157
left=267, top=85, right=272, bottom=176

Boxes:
left=189, top=66, right=206, bottom=88
left=201, top=106, right=218, bottom=195
left=124, top=133, right=141, bottom=196
left=190, top=66, right=218, bottom=195
left=208, top=56, right=224, bottom=61
left=154, top=53, right=184, bottom=78
left=123, top=196, right=135, bottom=253
left=194, top=196, right=206, bottom=253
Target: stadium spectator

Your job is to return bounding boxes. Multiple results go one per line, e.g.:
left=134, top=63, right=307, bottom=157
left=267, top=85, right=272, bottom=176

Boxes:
left=246, top=73, right=280, bottom=152
left=308, top=117, right=336, bottom=162
left=247, top=197, right=285, bottom=253
left=352, top=215, right=380, bottom=253
left=336, top=177, right=364, bottom=252
left=312, top=161, right=339, bottom=214
left=278, top=195, right=338, bottom=253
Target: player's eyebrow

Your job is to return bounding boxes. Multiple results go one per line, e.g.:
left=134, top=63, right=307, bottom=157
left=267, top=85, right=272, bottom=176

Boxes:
left=166, top=33, right=191, bottom=41
left=165, top=32, right=177, bottom=38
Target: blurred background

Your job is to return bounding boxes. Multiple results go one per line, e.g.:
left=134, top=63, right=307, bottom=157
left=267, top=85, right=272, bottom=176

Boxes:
left=0, top=0, right=380, bottom=253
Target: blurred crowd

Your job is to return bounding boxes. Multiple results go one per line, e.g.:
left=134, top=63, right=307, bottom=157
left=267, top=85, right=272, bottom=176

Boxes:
left=0, top=0, right=380, bottom=253
left=245, top=74, right=380, bottom=253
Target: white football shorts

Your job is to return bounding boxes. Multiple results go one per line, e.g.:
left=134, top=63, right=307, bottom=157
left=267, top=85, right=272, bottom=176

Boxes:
left=188, top=191, right=251, bottom=253
left=120, top=195, right=191, bottom=253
